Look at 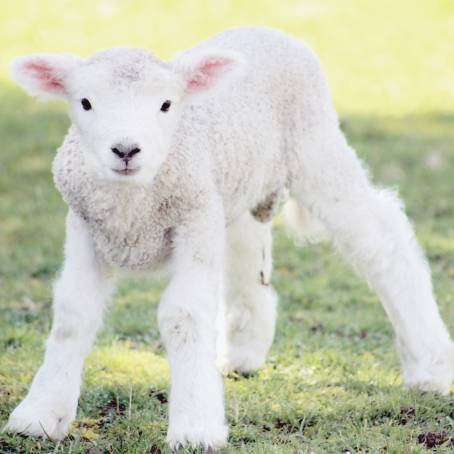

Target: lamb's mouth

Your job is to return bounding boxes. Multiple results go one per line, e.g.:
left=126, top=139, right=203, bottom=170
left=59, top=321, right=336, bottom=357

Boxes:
left=112, top=168, right=140, bottom=176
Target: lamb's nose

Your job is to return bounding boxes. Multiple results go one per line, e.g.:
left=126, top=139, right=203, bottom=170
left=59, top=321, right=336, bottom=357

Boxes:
left=111, top=144, right=141, bottom=160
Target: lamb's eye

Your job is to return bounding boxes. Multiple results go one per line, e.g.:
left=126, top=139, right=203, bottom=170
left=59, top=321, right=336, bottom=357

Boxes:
left=160, top=100, right=172, bottom=112
left=81, top=98, right=92, bottom=111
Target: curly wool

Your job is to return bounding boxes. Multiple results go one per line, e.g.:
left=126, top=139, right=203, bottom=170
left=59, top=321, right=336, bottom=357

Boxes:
left=52, top=27, right=326, bottom=270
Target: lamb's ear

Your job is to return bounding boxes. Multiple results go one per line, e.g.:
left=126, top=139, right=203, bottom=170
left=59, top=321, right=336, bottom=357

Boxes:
left=172, top=48, right=245, bottom=100
left=11, top=53, right=81, bottom=100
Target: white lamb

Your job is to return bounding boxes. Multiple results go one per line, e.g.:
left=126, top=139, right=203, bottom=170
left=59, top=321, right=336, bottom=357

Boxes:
left=5, top=27, right=454, bottom=450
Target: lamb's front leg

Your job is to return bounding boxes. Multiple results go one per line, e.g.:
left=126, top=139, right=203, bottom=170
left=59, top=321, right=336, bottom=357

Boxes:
left=158, top=212, right=227, bottom=450
left=5, top=211, right=114, bottom=440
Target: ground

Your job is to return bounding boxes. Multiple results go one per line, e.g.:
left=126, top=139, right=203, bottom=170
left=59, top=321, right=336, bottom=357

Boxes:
left=0, top=1, right=453, bottom=453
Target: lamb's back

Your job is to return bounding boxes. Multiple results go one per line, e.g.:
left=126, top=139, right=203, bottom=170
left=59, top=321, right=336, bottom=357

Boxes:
left=177, top=27, right=327, bottom=221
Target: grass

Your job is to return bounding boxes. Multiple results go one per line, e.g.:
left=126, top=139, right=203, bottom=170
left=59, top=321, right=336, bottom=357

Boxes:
left=0, top=0, right=453, bottom=452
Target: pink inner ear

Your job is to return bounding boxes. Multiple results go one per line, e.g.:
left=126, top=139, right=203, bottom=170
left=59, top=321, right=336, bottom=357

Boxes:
left=24, top=62, right=65, bottom=93
left=187, top=57, right=233, bottom=92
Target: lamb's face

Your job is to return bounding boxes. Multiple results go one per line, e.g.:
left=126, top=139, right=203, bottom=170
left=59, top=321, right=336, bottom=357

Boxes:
left=66, top=49, right=185, bottom=183
left=11, top=47, right=243, bottom=185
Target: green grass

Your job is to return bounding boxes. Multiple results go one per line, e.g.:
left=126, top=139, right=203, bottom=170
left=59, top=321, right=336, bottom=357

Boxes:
left=0, top=1, right=453, bottom=452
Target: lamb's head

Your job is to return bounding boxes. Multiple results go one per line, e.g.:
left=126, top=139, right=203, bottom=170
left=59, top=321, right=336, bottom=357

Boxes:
left=11, top=47, right=243, bottom=184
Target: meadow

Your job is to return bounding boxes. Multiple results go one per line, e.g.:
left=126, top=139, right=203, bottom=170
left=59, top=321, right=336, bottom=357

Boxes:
left=0, top=1, right=453, bottom=452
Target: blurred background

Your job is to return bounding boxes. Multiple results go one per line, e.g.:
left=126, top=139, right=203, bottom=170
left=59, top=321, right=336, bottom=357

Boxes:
left=1, top=0, right=454, bottom=114
left=0, top=1, right=453, bottom=452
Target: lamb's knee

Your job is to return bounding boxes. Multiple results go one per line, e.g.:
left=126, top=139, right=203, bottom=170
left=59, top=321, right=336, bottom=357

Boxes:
left=226, top=213, right=274, bottom=286
left=51, top=276, right=103, bottom=339
left=369, top=188, right=406, bottom=225
left=330, top=188, right=410, bottom=245
left=362, top=189, right=419, bottom=255
left=159, top=304, right=192, bottom=343
left=158, top=303, right=216, bottom=353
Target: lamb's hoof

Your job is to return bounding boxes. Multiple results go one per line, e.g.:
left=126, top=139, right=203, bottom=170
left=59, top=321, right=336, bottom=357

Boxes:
left=403, top=346, right=454, bottom=395
left=217, top=343, right=266, bottom=376
left=4, top=397, right=75, bottom=440
left=404, top=371, right=453, bottom=395
left=166, top=419, right=228, bottom=452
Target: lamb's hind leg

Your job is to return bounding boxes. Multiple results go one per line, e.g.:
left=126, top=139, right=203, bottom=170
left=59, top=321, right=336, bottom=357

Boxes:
left=217, top=212, right=277, bottom=375
left=291, top=123, right=454, bottom=393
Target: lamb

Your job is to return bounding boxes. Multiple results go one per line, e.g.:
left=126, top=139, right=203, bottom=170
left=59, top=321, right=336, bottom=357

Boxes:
left=5, top=26, right=454, bottom=450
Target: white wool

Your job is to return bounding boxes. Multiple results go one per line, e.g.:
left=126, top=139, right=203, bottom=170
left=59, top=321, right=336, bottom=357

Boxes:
left=51, top=28, right=306, bottom=270
left=6, top=27, right=454, bottom=449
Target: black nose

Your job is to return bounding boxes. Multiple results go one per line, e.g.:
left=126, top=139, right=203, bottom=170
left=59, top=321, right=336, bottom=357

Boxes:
left=111, top=144, right=141, bottom=161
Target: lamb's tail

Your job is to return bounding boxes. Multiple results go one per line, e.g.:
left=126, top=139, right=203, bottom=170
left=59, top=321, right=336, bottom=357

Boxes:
left=281, top=198, right=330, bottom=246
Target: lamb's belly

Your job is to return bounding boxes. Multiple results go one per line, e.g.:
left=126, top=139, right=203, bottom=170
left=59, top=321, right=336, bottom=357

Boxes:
left=91, top=226, right=173, bottom=271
